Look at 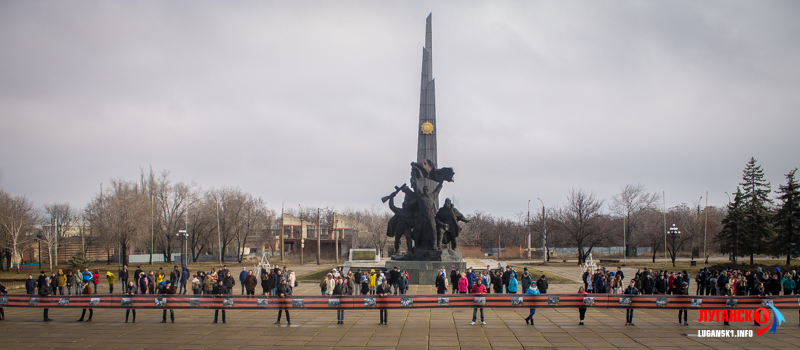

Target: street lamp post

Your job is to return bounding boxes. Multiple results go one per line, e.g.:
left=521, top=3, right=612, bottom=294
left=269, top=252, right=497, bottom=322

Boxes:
left=668, top=224, right=680, bottom=267
left=177, top=230, right=188, bottom=264
left=527, top=200, right=531, bottom=260
left=538, top=198, right=546, bottom=263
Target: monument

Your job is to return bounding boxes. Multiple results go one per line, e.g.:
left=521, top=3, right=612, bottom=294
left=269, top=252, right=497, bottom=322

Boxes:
left=383, top=14, right=468, bottom=284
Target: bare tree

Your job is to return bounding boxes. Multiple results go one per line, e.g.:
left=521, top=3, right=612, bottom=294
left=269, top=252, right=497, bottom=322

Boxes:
left=340, top=206, right=391, bottom=256
left=152, top=171, right=192, bottom=262
left=85, top=179, right=149, bottom=266
left=610, top=184, right=661, bottom=256
left=665, top=204, right=699, bottom=267
left=0, top=189, right=39, bottom=273
left=44, top=203, right=77, bottom=266
left=552, top=188, right=606, bottom=264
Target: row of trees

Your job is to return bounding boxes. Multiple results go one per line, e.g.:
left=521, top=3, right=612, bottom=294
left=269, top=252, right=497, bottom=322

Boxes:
left=719, top=158, right=800, bottom=265
left=3, top=158, right=797, bottom=270
left=458, top=185, right=726, bottom=266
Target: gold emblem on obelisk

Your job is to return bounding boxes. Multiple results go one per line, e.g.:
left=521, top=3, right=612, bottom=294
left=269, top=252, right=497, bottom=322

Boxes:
left=420, top=121, right=434, bottom=134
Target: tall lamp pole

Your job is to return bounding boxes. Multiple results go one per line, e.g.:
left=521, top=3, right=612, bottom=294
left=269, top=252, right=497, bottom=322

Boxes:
left=177, top=230, right=187, bottom=264
left=527, top=200, right=531, bottom=260
left=538, top=198, right=546, bottom=263
left=668, top=224, right=680, bottom=267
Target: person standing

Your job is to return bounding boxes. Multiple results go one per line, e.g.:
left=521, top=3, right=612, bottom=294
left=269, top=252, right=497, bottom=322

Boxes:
left=507, top=272, right=518, bottom=294
left=624, top=280, right=639, bottom=326
left=450, top=267, right=459, bottom=294
left=120, top=265, right=129, bottom=288
left=25, top=274, right=36, bottom=295
left=521, top=268, right=533, bottom=291
left=369, top=270, right=377, bottom=295
left=180, top=264, right=189, bottom=294
left=106, top=271, right=116, bottom=294
left=377, top=278, right=391, bottom=325
left=275, top=279, right=292, bottom=325
left=390, top=267, right=401, bottom=295
left=92, top=269, right=100, bottom=294
left=76, top=283, right=94, bottom=322
left=333, top=278, right=346, bottom=324
left=192, top=274, right=201, bottom=295
left=577, top=286, right=588, bottom=325
left=0, top=282, right=7, bottom=320
left=470, top=279, right=487, bottom=325
left=147, top=271, right=156, bottom=295
left=65, top=271, right=74, bottom=295
left=466, top=268, right=476, bottom=292
left=223, top=272, right=235, bottom=295
left=287, top=270, right=296, bottom=295
left=239, top=267, right=248, bottom=295
left=436, top=272, right=447, bottom=294
left=56, top=269, right=66, bottom=295
left=397, top=270, right=408, bottom=295
left=203, top=272, right=214, bottom=295
left=677, top=277, right=689, bottom=326
left=245, top=270, right=257, bottom=296
left=160, top=281, right=175, bottom=323
left=536, top=275, right=549, bottom=294
left=124, top=281, right=136, bottom=323
left=212, top=280, right=227, bottom=324
left=320, top=274, right=331, bottom=296
left=39, top=276, right=53, bottom=322
left=491, top=270, right=503, bottom=293
left=138, top=272, right=148, bottom=294
left=458, top=272, right=468, bottom=294
left=524, top=282, right=539, bottom=325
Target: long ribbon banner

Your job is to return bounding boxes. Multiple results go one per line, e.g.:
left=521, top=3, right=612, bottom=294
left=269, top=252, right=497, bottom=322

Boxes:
left=1, top=294, right=798, bottom=310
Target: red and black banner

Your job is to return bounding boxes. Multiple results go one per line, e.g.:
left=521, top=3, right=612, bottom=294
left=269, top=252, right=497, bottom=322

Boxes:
left=1, top=294, right=798, bottom=310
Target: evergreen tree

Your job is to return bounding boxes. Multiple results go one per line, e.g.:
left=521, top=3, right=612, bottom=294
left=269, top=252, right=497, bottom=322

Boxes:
left=718, top=188, right=744, bottom=264
left=773, top=168, right=800, bottom=265
left=738, top=157, right=774, bottom=264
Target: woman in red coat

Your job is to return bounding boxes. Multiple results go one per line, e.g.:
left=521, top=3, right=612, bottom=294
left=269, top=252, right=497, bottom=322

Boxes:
left=92, top=269, right=100, bottom=294
left=470, top=279, right=487, bottom=325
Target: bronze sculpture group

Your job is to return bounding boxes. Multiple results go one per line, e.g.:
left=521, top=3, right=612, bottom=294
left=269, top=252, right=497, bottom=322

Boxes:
left=383, top=160, right=468, bottom=260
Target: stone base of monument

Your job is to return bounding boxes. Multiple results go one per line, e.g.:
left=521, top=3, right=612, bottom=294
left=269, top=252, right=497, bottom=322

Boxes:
left=386, top=248, right=465, bottom=285
left=386, top=259, right=466, bottom=285
left=390, top=248, right=463, bottom=262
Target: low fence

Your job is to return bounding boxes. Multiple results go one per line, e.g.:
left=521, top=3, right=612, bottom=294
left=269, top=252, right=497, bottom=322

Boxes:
left=1, top=294, right=797, bottom=311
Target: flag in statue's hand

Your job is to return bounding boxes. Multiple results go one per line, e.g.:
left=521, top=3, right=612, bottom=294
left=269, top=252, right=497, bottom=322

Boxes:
left=411, top=159, right=455, bottom=182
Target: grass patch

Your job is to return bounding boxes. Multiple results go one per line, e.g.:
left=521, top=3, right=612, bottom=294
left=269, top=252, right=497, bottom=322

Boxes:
left=516, top=266, right=574, bottom=284
left=296, top=265, right=337, bottom=282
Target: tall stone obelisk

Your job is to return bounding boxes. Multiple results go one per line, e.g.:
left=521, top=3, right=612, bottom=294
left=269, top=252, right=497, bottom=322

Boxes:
left=416, top=13, right=438, bottom=207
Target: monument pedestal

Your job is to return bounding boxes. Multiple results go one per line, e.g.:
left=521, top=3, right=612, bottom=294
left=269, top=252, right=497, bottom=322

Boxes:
left=386, top=252, right=466, bottom=285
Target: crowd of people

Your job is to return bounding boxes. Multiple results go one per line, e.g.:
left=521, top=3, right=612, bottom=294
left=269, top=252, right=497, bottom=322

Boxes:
left=7, top=263, right=800, bottom=327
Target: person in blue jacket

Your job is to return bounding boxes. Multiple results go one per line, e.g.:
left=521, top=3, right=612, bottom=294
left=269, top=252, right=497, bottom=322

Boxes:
left=524, top=282, right=539, bottom=325
left=466, top=268, right=477, bottom=291
left=239, top=267, right=248, bottom=295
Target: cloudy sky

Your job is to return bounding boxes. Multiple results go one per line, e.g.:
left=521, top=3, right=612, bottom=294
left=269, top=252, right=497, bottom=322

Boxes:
left=1, top=1, right=799, bottom=219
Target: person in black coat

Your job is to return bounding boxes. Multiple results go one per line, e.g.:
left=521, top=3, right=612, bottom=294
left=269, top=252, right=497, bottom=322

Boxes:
left=212, top=280, right=227, bottom=323
left=450, top=267, right=459, bottom=294
left=120, top=265, right=129, bottom=288
left=435, top=273, right=447, bottom=294
left=25, top=274, right=36, bottom=295
left=623, top=280, right=639, bottom=325
left=0, top=282, right=7, bottom=320
left=333, top=279, right=346, bottom=324
left=160, top=281, right=175, bottom=323
left=377, top=279, right=391, bottom=325
left=77, top=283, right=94, bottom=322
left=275, top=279, right=292, bottom=325
left=39, top=277, right=53, bottom=322
left=125, top=281, right=137, bottom=323
left=491, top=271, right=503, bottom=293
left=536, top=275, right=548, bottom=294
left=223, top=272, right=236, bottom=295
